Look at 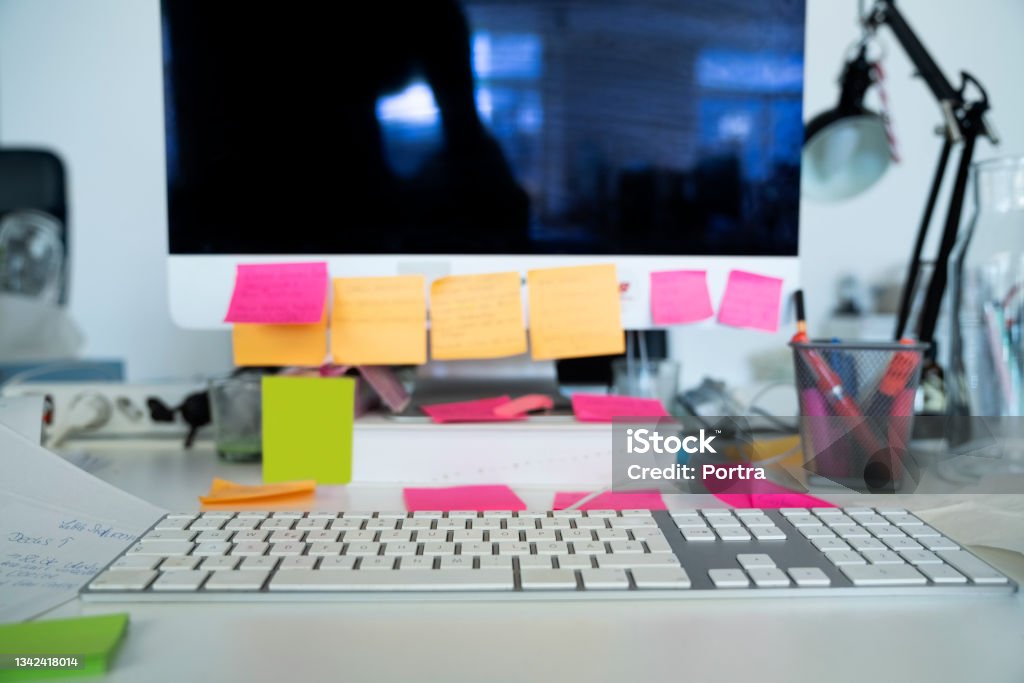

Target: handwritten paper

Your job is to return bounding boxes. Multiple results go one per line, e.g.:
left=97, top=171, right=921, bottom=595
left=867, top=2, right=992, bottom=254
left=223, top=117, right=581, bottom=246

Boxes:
left=553, top=490, right=667, bottom=511
left=224, top=262, right=328, bottom=324
left=527, top=264, right=625, bottom=360
left=331, top=276, right=427, bottom=365
left=650, top=270, right=714, bottom=325
left=0, top=395, right=44, bottom=444
left=262, top=376, right=354, bottom=485
left=571, top=394, right=669, bottom=422
left=0, top=423, right=165, bottom=623
left=0, top=613, right=129, bottom=677
left=717, top=270, right=784, bottom=332
left=403, top=485, right=527, bottom=512
left=430, top=272, right=526, bottom=360
left=421, top=396, right=524, bottom=423
left=232, top=313, right=328, bottom=367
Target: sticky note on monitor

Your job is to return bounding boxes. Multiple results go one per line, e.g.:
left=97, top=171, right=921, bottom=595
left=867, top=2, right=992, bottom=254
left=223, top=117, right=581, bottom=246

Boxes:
left=331, top=276, right=427, bottom=365
left=224, top=262, right=328, bottom=324
left=430, top=272, right=526, bottom=360
left=717, top=269, right=784, bottom=332
left=527, top=264, right=625, bottom=360
left=650, top=270, right=714, bottom=325
left=232, top=313, right=327, bottom=367
left=262, top=376, right=354, bottom=484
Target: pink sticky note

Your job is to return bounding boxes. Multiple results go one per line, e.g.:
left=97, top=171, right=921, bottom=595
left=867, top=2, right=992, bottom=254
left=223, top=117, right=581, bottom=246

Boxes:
left=571, top=394, right=669, bottom=422
left=493, top=394, right=555, bottom=417
left=403, top=485, right=527, bottom=511
left=716, top=270, right=784, bottom=332
left=650, top=270, right=714, bottom=325
left=421, top=396, right=524, bottom=423
left=225, top=262, right=328, bottom=324
left=553, top=490, right=667, bottom=511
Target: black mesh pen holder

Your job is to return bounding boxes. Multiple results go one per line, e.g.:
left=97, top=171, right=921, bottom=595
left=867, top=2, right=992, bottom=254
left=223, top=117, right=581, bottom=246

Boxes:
left=791, top=340, right=928, bottom=492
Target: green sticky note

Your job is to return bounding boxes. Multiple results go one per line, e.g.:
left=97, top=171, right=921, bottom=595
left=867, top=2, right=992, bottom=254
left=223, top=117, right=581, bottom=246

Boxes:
left=0, top=613, right=129, bottom=681
left=262, top=376, right=354, bottom=484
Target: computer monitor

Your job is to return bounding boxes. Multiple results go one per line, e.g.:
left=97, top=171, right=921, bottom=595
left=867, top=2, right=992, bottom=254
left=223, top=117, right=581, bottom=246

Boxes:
left=161, top=0, right=804, bottom=329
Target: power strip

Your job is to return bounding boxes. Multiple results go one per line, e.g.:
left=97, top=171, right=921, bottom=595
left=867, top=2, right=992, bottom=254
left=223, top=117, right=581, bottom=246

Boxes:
left=1, top=381, right=205, bottom=439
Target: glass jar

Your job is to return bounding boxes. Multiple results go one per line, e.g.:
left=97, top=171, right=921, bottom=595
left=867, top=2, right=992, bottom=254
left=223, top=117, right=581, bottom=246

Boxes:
left=948, top=156, right=1024, bottom=417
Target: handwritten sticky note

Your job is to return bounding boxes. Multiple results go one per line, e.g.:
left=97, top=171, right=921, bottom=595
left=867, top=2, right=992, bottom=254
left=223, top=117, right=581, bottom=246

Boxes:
left=421, top=396, right=524, bottom=423
left=571, top=394, right=669, bottom=422
left=0, top=613, right=128, bottom=678
left=553, top=490, right=667, bottom=511
left=225, top=262, right=328, bottom=324
left=232, top=313, right=328, bottom=367
left=430, top=272, right=526, bottom=360
left=717, top=270, right=784, bottom=332
left=527, top=264, right=625, bottom=360
left=262, top=376, right=354, bottom=484
left=650, top=270, right=714, bottom=325
left=403, top=485, right=527, bottom=512
left=331, top=276, right=426, bottom=365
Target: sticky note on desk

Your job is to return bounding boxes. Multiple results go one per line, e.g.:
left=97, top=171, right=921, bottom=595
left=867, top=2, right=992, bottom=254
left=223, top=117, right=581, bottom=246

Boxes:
left=650, top=270, right=713, bottom=325
left=527, top=264, right=624, bottom=360
left=421, top=396, right=524, bottom=423
left=225, top=262, right=328, bottom=324
left=571, top=394, right=669, bottom=422
left=262, top=376, right=354, bottom=484
left=232, top=313, right=328, bottom=367
left=331, top=276, right=427, bottom=365
left=430, top=272, right=526, bottom=360
left=403, top=485, right=526, bottom=512
left=0, top=613, right=128, bottom=680
left=717, top=269, right=784, bottom=332
left=553, top=490, right=667, bottom=511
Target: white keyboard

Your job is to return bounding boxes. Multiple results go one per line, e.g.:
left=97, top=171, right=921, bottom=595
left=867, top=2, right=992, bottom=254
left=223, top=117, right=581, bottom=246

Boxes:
left=81, top=508, right=1016, bottom=601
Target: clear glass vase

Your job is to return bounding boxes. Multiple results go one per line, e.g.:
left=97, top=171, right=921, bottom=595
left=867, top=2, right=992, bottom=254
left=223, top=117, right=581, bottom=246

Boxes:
left=948, top=156, right=1024, bottom=417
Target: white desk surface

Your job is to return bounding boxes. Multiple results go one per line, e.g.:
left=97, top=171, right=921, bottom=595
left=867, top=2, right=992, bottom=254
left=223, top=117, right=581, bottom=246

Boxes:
left=41, top=441, right=1024, bottom=683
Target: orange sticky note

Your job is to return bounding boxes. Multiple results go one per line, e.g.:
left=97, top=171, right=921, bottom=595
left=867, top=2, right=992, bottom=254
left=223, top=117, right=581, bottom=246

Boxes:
left=199, top=478, right=316, bottom=504
left=527, top=264, right=625, bottom=360
left=232, top=312, right=327, bottom=367
left=331, top=275, right=427, bottom=365
left=430, top=272, right=526, bottom=360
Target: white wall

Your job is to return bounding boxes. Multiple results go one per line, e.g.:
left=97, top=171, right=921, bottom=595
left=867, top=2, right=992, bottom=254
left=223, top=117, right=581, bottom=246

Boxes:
left=1, top=0, right=1022, bottom=385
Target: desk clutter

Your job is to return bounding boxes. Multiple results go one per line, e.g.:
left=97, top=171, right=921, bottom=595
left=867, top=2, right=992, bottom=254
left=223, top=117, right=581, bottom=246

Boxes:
left=225, top=262, right=785, bottom=367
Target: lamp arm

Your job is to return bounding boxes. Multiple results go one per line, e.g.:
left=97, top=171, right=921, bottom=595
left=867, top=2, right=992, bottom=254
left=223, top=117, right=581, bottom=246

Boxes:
left=867, top=0, right=961, bottom=111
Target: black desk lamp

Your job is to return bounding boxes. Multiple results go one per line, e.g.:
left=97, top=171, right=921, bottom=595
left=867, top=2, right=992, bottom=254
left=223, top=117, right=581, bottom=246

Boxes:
left=802, top=0, right=998, bottom=365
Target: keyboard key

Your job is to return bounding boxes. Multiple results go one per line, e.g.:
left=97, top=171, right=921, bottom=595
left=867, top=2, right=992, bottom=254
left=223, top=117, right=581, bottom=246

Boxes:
left=497, top=542, right=532, bottom=556
left=379, top=530, right=414, bottom=543
left=308, top=542, right=344, bottom=556
left=849, top=537, right=886, bottom=552
left=570, top=542, right=607, bottom=555
left=518, top=555, right=554, bottom=570
left=861, top=550, right=903, bottom=565
left=751, top=526, right=786, bottom=541
left=812, top=538, right=851, bottom=553
left=279, top=556, right=317, bottom=570
left=921, top=536, right=959, bottom=552
left=204, top=570, right=272, bottom=591
left=825, top=551, right=867, bottom=566
left=935, top=551, right=1008, bottom=584
left=240, top=556, right=280, bottom=571
left=673, top=514, right=705, bottom=528
left=870, top=525, right=905, bottom=538
left=159, top=556, right=201, bottom=571
left=918, top=563, right=967, bottom=584
left=111, top=556, right=160, bottom=570
left=127, top=540, right=194, bottom=556
left=898, top=550, right=941, bottom=565
left=397, top=556, right=434, bottom=571
left=556, top=555, right=593, bottom=570
left=708, top=569, right=749, bottom=588
left=304, top=530, right=340, bottom=543
left=787, top=515, right=819, bottom=527
left=830, top=525, right=869, bottom=539
left=798, top=526, right=836, bottom=539
left=268, top=530, right=304, bottom=543
left=748, top=567, right=790, bottom=588
left=736, top=554, right=775, bottom=570
left=268, top=542, right=308, bottom=556
left=884, top=537, right=923, bottom=552
left=477, top=556, right=514, bottom=570
left=575, top=517, right=607, bottom=529
left=520, top=569, right=578, bottom=590
left=271, top=569, right=515, bottom=591
left=739, top=514, right=773, bottom=527
left=631, top=566, right=690, bottom=589
left=840, top=564, right=926, bottom=586
left=534, top=542, right=570, bottom=556
left=89, top=569, right=157, bottom=591
left=717, top=527, right=752, bottom=542
left=595, top=529, right=629, bottom=541
left=643, top=537, right=673, bottom=554
left=459, top=542, right=496, bottom=556
left=580, top=568, right=629, bottom=590
left=779, top=508, right=808, bottom=516
left=151, top=570, right=208, bottom=591
left=680, top=527, right=715, bottom=542
left=597, top=554, right=680, bottom=569
left=561, top=529, right=594, bottom=542
left=201, top=556, right=240, bottom=571
left=788, top=567, right=831, bottom=587
left=608, top=541, right=645, bottom=554
left=906, top=525, right=941, bottom=538
left=382, top=542, right=418, bottom=556
left=361, top=556, right=397, bottom=571
left=420, top=542, right=456, bottom=556
left=142, top=530, right=195, bottom=542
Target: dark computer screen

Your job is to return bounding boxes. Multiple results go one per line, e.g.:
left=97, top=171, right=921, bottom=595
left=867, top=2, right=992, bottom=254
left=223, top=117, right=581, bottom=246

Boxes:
left=162, top=0, right=805, bottom=256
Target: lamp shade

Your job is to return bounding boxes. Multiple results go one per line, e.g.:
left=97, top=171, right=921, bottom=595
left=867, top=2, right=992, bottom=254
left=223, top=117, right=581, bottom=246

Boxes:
left=802, top=111, right=891, bottom=201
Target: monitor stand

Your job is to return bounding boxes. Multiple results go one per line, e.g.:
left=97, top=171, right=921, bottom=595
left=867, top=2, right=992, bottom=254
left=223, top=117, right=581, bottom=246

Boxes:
left=393, top=357, right=578, bottom=419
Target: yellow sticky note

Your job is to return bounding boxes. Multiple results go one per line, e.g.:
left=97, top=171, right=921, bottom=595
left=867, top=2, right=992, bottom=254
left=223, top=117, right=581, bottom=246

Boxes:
left=232, top=314, right=327, bottom=367
left=430, top=272, right=527, bottom=360
left=331, top=276, right=427, bottom=364
left=262, top=376, right=354, bottom=484
left=527, top=264, right=625, bottom=360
